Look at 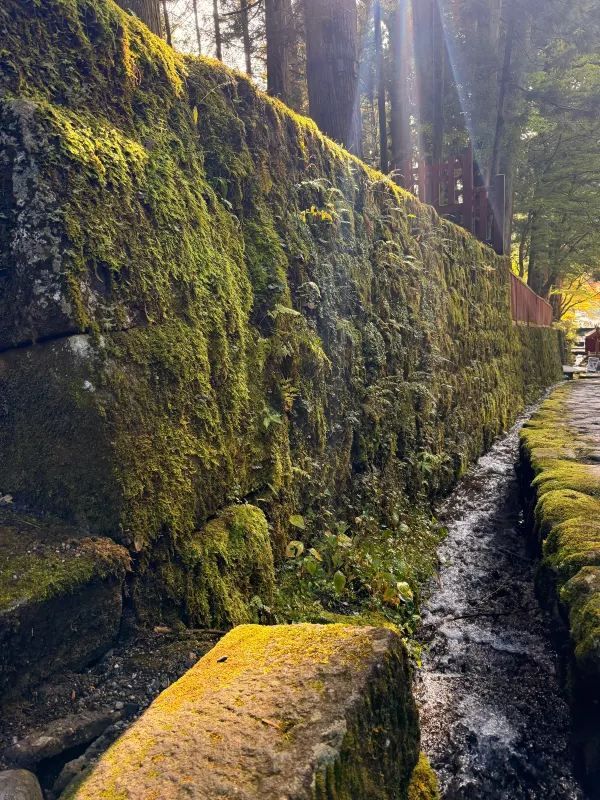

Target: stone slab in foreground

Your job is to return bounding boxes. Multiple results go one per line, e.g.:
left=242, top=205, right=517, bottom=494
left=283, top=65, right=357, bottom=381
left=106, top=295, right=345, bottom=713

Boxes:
left=63, top=623, right=419, bottom=800
left=0, top=770, right=43, bottom=800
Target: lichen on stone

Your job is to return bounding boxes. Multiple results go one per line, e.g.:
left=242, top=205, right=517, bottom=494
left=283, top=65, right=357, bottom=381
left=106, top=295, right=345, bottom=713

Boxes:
left=62, top=624, right=420, bottom=800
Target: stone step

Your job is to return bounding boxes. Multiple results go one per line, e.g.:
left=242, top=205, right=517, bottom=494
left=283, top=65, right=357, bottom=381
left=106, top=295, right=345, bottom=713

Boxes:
left=61, top=623, right=420, bottom=800
left=0, top=510, right=130, bottom=701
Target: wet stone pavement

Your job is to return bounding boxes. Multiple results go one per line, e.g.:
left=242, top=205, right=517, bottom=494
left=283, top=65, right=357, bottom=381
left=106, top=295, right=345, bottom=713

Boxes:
left=416, top=403, right=586, bottom=799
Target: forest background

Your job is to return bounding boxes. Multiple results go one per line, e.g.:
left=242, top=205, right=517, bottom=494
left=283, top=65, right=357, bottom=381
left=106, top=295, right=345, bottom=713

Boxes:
left=120, top=0, right=600, bottom=322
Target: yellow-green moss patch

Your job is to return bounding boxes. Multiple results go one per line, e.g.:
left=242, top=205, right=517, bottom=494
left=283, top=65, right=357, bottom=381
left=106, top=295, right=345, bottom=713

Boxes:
left=186, top=504, right=275, bottom=627
left=408, top=753, right=440, bottom=800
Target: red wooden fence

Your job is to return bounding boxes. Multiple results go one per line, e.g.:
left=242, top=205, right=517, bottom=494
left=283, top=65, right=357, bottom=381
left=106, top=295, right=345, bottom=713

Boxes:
left=510, top=273, right=553, bottom=327
left=402, top=145, right=506, bottom=255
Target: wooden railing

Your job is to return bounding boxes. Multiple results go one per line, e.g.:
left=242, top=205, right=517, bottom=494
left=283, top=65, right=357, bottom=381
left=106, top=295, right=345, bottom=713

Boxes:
left=402, top=145, right=506, bottom=255
left=510, top=273, right=553, bottom=327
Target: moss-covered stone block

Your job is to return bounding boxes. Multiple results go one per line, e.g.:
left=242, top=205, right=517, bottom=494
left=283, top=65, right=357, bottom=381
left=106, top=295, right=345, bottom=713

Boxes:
left=0, top=337, right=122, bottom=534
left=561, top=567, right=600, bottom=685
left=133, top=504, right=275, bottom=628
left=0, top=510, right=130, bottom=699
left=534, top=488, right=600, bottom=539
left=63, top=623, right=419, bottom=799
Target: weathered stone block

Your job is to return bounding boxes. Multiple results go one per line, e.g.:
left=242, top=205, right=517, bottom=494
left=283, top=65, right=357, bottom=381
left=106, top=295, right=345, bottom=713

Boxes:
left=63, top=624, right=420, bottom=800
left=0, top=510, right=130, bottom=699
left=0, top=770, right=43, bottom=800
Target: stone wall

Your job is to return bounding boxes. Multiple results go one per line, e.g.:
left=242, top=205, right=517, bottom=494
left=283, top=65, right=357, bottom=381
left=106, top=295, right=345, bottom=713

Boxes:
left=0, top=0, right=563, bottom=625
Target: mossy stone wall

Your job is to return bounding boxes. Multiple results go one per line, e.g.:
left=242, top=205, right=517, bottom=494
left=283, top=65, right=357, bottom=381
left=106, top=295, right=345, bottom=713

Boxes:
left=0, top=0, right=563, bottom=623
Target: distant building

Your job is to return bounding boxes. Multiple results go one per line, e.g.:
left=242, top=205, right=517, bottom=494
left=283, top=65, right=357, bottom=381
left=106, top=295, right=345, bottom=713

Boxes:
left=585, top=329, right=600, bottom=355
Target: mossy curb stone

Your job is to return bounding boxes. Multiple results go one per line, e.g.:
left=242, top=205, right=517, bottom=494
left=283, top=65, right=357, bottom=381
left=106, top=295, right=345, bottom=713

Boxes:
left=519, top=381, right=600, bottom=795
left=0, top=510, right=130, bottom=700
left=63, top=623, right=419, bottom=800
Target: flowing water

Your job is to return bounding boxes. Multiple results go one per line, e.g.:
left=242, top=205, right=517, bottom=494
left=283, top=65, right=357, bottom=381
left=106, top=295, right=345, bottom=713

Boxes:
left=416, top=404, right=586, bottom=799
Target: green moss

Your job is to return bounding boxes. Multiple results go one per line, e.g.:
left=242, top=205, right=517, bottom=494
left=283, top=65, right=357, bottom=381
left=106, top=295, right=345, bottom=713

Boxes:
left=0, top=510, right=130, bottom=613
left=561, top=567, right=600, bottom=678
left=533, top=460, right=600, bottom=498
left=520, top=388, right=590, bottom=468
left=408, top=753, right=440, bottom=800
left=185, top=504, right=275, bottom=627
left=519, top=383, right=600, bottom=716
left=535, top=489, right=600, bottom=539
left=543, top=518, right=600, bottom=583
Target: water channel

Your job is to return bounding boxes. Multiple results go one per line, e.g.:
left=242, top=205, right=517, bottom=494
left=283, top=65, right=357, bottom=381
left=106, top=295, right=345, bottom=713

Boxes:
left=416, top=402, right=586, bottom=799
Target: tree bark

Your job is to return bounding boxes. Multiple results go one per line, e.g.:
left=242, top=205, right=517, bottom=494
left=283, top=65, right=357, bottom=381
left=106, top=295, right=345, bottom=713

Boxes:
left=240, top=0, right=253, bottom=75
left=389, top=0, right=411, bottom=183
left=527, top=205, right=550, bottom=297
left=489, top=4, right=515, bottom=180
left=161, top=0, right=172, bottom=46
left=266, top=0, right=292, bottom=102
left=431, top=0, right=444, bottom=165
left=374, top=0, right=388, bottom=173
left=411, top=0, right=433, bottom=138
left=193, top=0, right=202, bottom=54
left=213, top=0, right=223, bottom=60
left=115, top=0, right=162, bottom=37
left=304, top=0, right=362, bottom=155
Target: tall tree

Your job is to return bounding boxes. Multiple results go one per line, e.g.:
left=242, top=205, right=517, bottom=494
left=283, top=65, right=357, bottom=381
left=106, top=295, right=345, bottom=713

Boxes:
left=115, top=0, right=163, bottom=36
left=240, top=0, right=253, bottom=75
left=430, top=0, right=445, bottom=164
left=265, top=0, right=292, bottom=102
left=161, top=0, right=172, bottom=45
left=304, top=0, right=362, bottom=154
left=514, top=0, right=600, bottom=301
left=373, top=0, right=388, bottom=173
left=388, top=0, right=411, bottom=181
left=213, top=0, right=223, bottom=60
left=192, top=0, right=202, bottom=54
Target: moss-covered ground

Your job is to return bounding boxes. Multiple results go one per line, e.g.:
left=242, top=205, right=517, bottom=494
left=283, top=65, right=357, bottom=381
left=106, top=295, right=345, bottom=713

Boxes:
left=408, top=753, right=440, bottom=800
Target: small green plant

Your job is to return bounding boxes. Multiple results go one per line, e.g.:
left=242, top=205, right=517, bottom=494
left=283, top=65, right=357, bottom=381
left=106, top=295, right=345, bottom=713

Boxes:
left=261, top=405, right=283, bottom=430
left=283, top=519, right=415, bottom=614
left=299, top=205, right=334, bottom=224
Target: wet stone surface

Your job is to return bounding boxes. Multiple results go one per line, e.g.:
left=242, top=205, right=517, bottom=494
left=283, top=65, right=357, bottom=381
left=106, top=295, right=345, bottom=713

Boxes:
left=416, top=405, right=586, bottom=799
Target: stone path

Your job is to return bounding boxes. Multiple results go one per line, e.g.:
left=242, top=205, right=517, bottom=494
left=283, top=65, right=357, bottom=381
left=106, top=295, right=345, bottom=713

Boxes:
left=563, top=377, right=600, bottom=454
